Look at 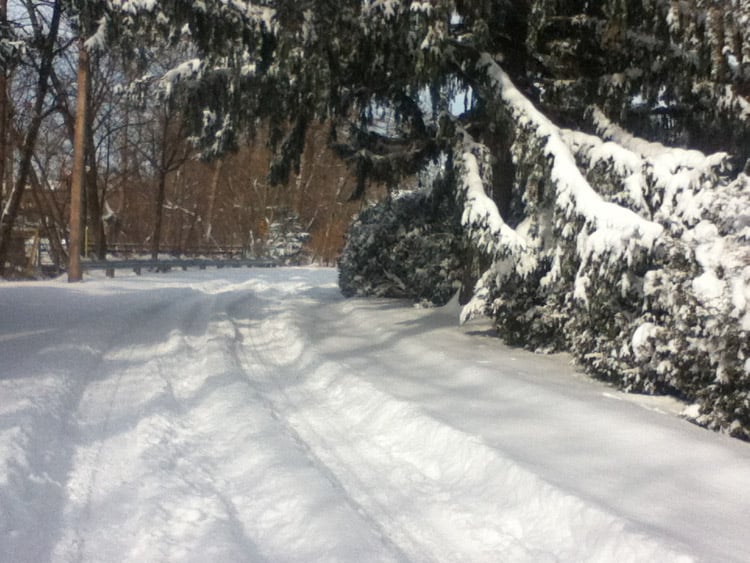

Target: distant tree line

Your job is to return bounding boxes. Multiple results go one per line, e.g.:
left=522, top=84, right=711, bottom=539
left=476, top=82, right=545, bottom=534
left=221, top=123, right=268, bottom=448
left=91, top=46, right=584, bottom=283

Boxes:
left=0, top=1, right=371, bottom=277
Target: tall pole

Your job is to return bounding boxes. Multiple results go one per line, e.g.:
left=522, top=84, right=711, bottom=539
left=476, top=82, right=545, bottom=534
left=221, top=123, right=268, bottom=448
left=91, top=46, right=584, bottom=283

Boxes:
left=0, top=0, right=9, bottom=214
left=68, top=39, right=89, bottom=282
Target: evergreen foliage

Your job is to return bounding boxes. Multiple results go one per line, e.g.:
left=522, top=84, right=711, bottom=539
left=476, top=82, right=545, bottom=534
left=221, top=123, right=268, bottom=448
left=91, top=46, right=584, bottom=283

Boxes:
left=339, top=186, right=465, bottom=305
left=459, top=58, right=749, bottom=439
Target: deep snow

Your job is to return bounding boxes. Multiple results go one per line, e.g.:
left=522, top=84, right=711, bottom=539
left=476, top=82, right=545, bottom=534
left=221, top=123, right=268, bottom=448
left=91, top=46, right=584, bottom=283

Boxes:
left=1, top=267, right=749, bottom=562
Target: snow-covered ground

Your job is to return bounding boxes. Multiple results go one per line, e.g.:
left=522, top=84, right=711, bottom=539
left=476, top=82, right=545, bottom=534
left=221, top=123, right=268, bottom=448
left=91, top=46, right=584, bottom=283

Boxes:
left=1, top=267, right=749, bottom=562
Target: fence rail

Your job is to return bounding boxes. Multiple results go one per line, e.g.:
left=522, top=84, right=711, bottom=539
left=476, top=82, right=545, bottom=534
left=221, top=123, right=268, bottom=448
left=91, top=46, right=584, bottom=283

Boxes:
left=80, top=257, right=278, bottom=277
left=102, top=243, right=251, bottom=258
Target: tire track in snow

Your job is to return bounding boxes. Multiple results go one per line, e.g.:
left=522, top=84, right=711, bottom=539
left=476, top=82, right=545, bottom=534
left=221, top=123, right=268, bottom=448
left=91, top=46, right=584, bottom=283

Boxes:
left=68, top=301, right=182, bottom=557
left=138, top=292, right=268, bottom=562
left=55, top=278, right=402, bottom=562
left=231, top=288, right=695, bottom=563
left=52, top=292, right=265, bottom=562
left=53, top=295, right=194, bottom=561
left=224, top=297, right=411, bottom=563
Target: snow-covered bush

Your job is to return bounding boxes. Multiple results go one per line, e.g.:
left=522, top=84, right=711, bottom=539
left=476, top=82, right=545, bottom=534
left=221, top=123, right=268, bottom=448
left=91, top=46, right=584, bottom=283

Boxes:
left=339, top=188, right=465, bottom=305
left=460, top=55, right=750, bottom=439
left=571, top=111, right=750, bottom=435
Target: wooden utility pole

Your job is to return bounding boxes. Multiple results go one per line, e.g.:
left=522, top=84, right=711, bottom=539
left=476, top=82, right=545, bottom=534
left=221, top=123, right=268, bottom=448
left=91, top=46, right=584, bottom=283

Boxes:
left=0, top=0, right=7, bottom=211
left=68, top=39, right=90, bottom=282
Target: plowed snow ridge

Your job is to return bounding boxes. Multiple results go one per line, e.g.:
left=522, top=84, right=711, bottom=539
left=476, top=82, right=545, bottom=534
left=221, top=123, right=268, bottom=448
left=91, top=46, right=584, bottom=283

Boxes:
left=1, top=268, right=749, bottom=562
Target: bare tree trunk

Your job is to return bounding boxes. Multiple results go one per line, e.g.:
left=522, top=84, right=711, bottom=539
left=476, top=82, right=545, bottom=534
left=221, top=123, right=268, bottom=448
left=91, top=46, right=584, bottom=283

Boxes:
left=85, top=102, right=106, bottom=259
left=28, top=163, right=68, bottom=268
left=0, top=0, right=61, bottom=275
left=150, top=112, right=190, bottom=259
left=151, top=171, right=167, bottom=260
left=203, top=158, right=223, bottom=246
left=68, top=39, right=90, bottom=282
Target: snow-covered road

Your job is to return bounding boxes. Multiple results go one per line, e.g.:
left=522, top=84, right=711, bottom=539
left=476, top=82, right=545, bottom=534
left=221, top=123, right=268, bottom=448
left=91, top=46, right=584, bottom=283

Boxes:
left=1, top=268, right=749, bottom=562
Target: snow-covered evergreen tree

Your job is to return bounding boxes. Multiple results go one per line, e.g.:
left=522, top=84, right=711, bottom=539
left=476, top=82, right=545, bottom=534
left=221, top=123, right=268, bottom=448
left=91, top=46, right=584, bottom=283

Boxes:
left=44, top=0, right=750, bottom=438
left=458, top=57, right=749, bottom=439
left=339, top=181, right=466, bottom=305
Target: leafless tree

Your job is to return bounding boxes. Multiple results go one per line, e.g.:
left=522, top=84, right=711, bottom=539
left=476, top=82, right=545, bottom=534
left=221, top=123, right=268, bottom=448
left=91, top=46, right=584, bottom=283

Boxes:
left=0, top=0, right=62, bottom=275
